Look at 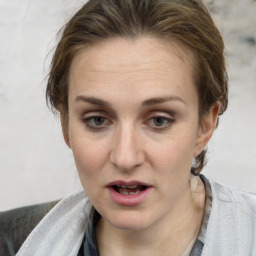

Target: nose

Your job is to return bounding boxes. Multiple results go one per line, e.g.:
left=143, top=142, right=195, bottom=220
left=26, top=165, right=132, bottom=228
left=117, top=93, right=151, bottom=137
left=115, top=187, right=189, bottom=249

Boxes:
left=110, top=123, right=145, bottom=171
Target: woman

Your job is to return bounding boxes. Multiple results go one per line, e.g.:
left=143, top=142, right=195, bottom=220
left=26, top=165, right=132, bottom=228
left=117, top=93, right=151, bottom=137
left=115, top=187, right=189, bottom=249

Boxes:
left=1, top=0, right=256, bottom=255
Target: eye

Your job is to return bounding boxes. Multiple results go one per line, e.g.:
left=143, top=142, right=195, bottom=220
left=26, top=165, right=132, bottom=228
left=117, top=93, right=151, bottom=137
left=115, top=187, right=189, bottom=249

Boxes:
left=82, top=115, right=110, bottom=129
left=148, top=115, right=174, bottom=129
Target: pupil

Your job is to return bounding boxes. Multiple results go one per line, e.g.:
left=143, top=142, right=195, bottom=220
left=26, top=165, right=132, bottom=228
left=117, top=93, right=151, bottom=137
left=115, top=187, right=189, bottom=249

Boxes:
left=94, top=117, right=104, bottom=125
left=154, top=117, right=164, bottom=126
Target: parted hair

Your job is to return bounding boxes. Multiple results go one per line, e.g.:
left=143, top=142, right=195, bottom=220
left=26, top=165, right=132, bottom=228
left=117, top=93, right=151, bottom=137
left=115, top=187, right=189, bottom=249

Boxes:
left=46, top=0, right=228, bottom=175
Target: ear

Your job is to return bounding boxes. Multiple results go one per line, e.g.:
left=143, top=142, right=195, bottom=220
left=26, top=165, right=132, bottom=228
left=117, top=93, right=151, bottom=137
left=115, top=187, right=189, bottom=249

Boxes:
left=194, top=103, right=220, bottom=157
left=60, top=113, right=71, bottom=148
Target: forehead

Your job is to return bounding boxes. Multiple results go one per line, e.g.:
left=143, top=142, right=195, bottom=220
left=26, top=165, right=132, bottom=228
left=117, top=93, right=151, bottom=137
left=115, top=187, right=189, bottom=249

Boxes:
left=68, top=37, right=197, bottom=105
left=70, top=36, right=194, bottom=74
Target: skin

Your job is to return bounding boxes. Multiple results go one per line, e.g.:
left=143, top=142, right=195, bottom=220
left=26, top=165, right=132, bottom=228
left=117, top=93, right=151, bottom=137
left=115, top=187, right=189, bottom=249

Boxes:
left=64, top=37, right=219, bottom=255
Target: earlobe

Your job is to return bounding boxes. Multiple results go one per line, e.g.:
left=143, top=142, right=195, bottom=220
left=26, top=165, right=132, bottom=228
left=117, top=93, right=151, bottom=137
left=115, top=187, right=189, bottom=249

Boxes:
left=194, top=103, right=220, bottom=157
left=60, top=113, right=71, bottom=148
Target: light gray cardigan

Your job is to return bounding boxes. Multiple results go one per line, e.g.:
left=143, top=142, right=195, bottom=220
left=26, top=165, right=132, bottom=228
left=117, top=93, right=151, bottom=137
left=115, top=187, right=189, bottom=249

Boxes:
left=13, top=177, right=256, bottom=255
left=202, top=179, right=256, bottom=255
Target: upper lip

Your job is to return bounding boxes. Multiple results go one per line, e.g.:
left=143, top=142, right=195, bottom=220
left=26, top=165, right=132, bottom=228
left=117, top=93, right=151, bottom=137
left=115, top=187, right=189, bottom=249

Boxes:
left=107, top=180, right=152, bottom=187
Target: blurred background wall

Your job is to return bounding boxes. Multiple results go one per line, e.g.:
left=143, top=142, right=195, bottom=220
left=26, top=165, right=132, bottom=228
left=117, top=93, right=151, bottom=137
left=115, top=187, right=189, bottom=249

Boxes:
left=0, top=0, right=256, bottom=211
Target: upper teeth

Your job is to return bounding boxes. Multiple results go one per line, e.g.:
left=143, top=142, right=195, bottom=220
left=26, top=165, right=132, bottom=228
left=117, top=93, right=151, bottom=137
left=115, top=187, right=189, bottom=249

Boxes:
left=117, top=185, right=138, bottom=189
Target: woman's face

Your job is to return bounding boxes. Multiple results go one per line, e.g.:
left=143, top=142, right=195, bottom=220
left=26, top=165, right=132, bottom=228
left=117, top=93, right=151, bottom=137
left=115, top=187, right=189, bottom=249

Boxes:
left=66, top=37, right=214, bottom=231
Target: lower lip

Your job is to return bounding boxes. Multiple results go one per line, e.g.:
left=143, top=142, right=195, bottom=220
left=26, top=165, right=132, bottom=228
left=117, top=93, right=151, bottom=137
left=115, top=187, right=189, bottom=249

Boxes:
left=108, top=186, right=152, bottom=206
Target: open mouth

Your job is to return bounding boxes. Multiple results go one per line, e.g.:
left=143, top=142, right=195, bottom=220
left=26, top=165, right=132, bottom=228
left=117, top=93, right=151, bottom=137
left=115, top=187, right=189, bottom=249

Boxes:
left=108, top=182, right=152, bottom=206
left=113, top=185, right=148, bottom=195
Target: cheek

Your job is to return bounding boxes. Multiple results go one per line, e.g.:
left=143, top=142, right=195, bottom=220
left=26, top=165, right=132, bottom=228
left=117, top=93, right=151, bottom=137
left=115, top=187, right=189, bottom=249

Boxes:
left=70, top=135, right=108, bottom=180
left=70, top=139, right=108, bottom=201
left=149, top=137, right=195, bottom=202
left=149, top=132, right=196, bottom=171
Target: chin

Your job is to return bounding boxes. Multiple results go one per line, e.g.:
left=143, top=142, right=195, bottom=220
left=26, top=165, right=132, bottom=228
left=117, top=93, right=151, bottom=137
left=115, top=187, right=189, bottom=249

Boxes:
left=104, top=210, right=154, bottom=231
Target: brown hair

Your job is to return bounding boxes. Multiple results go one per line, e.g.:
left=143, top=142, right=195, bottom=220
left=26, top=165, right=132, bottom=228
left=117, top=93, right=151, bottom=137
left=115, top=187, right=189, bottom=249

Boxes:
left=46, top=0, right=228, bottom=175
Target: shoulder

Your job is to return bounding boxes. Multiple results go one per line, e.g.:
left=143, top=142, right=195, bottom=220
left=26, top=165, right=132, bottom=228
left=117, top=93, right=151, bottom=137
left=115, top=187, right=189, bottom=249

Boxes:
left=200, top=174, right=256, bottom=211
left=208, top=178, right=256, bottom=225
left=210, top=179, right=256, bottom=209
left=16, top=190, right=91, bottom=256
left=0, top=200, right=59, bottom=256
left=201, top=176, right=256, bottom=255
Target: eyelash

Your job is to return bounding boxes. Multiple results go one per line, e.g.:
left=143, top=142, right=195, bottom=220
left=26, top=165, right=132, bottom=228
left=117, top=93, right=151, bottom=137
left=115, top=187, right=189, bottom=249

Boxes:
left=147, top=115, right=175, bottom=130
left=81, top=114, right=175, bottom=131
left=82, top=116, right=110, bottom=129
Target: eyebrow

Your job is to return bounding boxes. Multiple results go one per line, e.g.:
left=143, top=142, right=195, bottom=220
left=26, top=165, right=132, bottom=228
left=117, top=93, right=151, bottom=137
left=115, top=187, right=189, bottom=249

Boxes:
left=74, top=95, right=186, bottom=107
left=142, top=96, right=186, bottom=106
left=75, top=96, right=111, bottom=107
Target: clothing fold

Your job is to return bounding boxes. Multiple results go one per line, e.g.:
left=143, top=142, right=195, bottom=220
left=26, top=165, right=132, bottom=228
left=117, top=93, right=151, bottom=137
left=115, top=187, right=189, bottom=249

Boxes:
left=16, top=190, right=91, bottom=256
left=16, top=176, right=256, bottom=256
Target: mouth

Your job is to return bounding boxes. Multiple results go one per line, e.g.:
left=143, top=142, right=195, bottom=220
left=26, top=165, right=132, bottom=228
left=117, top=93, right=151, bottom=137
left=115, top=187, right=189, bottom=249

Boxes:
left=107, top=180, right=152, bottom=206
left=112, top=185, right=148, bottom=195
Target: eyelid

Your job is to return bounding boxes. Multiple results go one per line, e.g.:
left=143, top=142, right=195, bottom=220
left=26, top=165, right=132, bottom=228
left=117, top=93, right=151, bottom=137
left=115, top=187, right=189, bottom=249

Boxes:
left=146, top=110, right=175, bottom=119
left=145, top=112, right=175, bottom=129
left=80, top=110, right=176, bottom=130
left=150, top=115, right=174, bottom=123
left=81, top=114, right=112, bottom=130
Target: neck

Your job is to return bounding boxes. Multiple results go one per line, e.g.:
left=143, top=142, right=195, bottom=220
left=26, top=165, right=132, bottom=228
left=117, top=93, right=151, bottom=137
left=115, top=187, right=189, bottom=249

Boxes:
left=97, top=175, right=206, bottom=256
